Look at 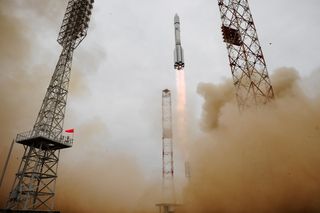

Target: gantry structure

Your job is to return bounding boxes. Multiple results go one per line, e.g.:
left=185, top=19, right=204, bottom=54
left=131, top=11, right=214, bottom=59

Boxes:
left=156, top=89, right=177, bottom=213
left=6, top=0, right=94, bottom=211
left=217, top=0, right=274, bottom=109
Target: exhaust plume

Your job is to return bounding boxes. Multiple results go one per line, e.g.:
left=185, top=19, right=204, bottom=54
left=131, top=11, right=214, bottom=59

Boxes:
left=175, top=70, right=189, bottom=162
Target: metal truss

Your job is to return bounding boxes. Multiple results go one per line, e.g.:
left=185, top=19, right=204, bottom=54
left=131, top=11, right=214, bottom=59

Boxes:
left=34, top=0, right=93, bottom=139
left=218, top=0, right=274, bottom=109
left=32, top=44, right=75, bottom=140
left=58, top=0, right=94, bottom=48
left=7, top=145, right=60, bottom=210
left=161, top=89, right=175, bottom=203
left=6, top=0, right=94, bottom=210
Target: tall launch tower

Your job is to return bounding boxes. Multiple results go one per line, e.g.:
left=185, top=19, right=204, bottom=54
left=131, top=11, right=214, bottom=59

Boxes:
left=217, top=0, right=274, bottom=109
left=156, top=89, right=177, bottom=213
left=161, top=89, right=174, bottom=190
left=5, top=0, right=94, bottom=211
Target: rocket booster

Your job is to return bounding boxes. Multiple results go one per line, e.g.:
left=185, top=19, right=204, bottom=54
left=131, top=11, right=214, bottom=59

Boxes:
left=174, top=14, right=184, bottom=70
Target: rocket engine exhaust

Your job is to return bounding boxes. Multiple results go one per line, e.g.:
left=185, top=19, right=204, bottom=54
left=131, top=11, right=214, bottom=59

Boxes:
left=173, top=14, right=189, bottom=180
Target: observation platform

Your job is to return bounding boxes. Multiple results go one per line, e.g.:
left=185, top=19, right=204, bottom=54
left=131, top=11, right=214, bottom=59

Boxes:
left=16, top=130, right=73, bottom=150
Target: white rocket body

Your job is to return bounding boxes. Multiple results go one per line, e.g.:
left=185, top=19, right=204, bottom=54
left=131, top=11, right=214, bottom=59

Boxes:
left=174, top=14, right=184, bottom=70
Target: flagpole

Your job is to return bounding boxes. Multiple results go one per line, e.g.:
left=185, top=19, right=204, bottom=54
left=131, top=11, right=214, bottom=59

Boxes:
left=65, top=129, right=75, bottom=143
left=0, top=140, right=15, bottom=189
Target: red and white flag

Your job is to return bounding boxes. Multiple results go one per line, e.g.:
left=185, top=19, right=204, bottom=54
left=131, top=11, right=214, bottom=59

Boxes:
left=65, top=128, right=74, bottom=133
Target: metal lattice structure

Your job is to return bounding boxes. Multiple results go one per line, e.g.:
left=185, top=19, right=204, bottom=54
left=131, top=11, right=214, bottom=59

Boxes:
left=162, top=89, right=174, bottom=183
left=6, top=0, right=94, bottom=210
left=160, top=89, right=176, bottom=208
left=157, top=89, right=176, bottom=213
left=218, top=0, right=274, bottom=109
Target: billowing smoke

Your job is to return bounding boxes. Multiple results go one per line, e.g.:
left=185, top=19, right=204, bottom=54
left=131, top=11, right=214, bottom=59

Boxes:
left=0, top=1, right=48, bottom=204
left=54, top=118, right=149, bottom=213
left=179, top=68, right=320, bottom=212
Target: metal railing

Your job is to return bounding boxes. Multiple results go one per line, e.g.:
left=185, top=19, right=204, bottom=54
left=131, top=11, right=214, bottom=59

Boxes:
left=16, top=130, right=73, bottom=147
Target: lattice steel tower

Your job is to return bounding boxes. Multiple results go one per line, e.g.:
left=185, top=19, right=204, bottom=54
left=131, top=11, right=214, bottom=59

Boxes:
left=162, top=89, right=174, bottom=189
left=217, top=0, right=274, bottom=109
left=156, top=89, right=177, bottom=213
left=6, top=0, right=94, bottom=211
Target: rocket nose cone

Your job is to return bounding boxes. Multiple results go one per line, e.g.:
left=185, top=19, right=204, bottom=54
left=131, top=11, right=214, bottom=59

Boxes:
left=174, top=14, right=179, bottom=23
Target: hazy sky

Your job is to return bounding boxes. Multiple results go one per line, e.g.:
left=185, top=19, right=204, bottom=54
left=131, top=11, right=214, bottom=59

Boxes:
left=1, top=0, right=320, bottom=180
left=77, top=0, right=320, bottom=174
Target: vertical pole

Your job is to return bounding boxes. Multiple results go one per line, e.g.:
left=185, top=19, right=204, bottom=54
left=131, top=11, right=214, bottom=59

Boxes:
left=161, top=89, right=175, bottom=203
left=0, top=140, right=15, bottom=189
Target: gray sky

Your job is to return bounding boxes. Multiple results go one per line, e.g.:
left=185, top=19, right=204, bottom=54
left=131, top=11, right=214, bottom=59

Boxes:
left=80, top=0, right=320, bottom=175
left=2, top=0, right=320, bottom=180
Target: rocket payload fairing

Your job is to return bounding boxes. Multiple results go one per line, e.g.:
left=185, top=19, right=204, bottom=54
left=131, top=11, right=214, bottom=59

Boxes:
left=174, top=14, right=184, bottom=70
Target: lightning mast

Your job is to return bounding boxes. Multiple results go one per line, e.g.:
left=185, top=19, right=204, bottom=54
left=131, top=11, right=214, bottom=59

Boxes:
left=217, top=0, right=274, bottom=109
left=5, top=0, right=94, bottom=211
left=162, top=89, right=174, bottom=190
left=156, top=89, right=178, bottom=213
